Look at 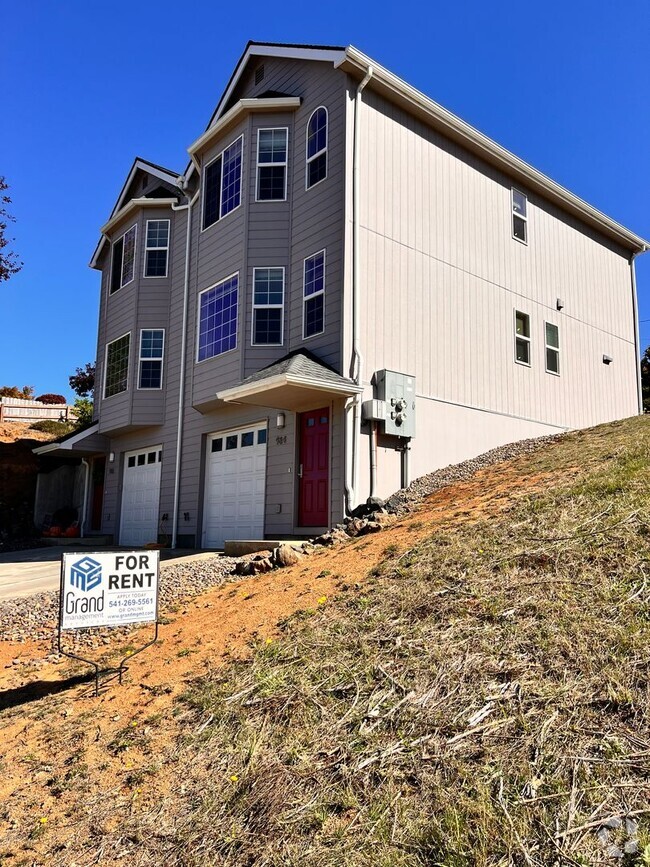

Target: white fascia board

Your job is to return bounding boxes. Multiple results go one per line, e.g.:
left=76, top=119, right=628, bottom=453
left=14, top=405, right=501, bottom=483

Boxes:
left=339, top=47, right=649, bottom=253
left=110, top=159, right=181, bottom=221
left=217, top=373, right=363, bottom=403
left=210, top=45, right=346, bottom=128
left=33, top=423, right=100, bottom=455
left=90, top=198, right=178, bottom=269
left=188, top=97, right=301, bottom=157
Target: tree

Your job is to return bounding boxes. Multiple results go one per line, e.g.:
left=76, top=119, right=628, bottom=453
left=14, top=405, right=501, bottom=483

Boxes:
left=641, top=345, right=650, bottom=414
left=0, top=385, right=34, bottom=399
left=73, top=397, right=94, bottom=427
left=35, top=393, right=66, bottom=405
left=0, top=177, right=23, bottom=283
left=69, top=362, right=95, bottom=398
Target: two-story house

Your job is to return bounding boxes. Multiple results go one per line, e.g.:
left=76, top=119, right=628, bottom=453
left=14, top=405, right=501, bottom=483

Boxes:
left=37, top=41, right=648, bottom=549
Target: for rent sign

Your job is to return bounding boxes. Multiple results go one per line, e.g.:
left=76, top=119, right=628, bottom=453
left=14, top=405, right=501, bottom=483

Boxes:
left=60, top=551, right=159, bottom=630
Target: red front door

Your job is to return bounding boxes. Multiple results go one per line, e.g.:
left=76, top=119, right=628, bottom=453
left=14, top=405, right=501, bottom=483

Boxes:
left=298, top=407, right=330, bottom=526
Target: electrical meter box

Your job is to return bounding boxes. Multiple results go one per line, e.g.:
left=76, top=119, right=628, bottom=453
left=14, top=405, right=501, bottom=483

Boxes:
left=375, top=370, right=416, bottom=438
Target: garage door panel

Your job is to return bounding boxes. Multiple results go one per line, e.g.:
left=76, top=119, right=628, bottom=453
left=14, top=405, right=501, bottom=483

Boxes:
left=203, top=425, right=267, bottom=548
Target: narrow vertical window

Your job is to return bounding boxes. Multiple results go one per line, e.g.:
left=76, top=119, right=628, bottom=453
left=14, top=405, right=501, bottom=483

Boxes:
left=515, top=310, right=530, bottom=365
left=256, top=128, right=288, bottom=201
left=202, top=135, right=243, bottom=230
left=139, top=329, right=165, bottom=388
left=306, top=107, right=328, bottom=189
left=512, top=189, right=528, bottom=243
left=252, top=268, right=284, bottom=345
left=198, top=274, right=239, bottom=360
left=545, top=322, right=560, bottom=375
left=104, top=333, right=131, bottom=398
left=110, top=225, right=137, bottom=294
left=303, top=251, right=325, bottom=338
left=144, top=220, right=170, bottom=277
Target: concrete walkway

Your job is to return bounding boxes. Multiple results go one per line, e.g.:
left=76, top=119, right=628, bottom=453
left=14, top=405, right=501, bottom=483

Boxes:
left=0, top=546, right=219, bottom=601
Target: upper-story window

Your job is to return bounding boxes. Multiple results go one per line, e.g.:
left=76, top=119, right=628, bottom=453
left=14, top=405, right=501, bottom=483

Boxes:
left=138, top=329, right=165, bottom=388
left=202, top=136, right=243, bottom=230
left=306, top=107, right=328, bottom=189
left=545, top=322, right=560, bottom=375
left=104, top=332, right=131, bottom=398
left=512, top=189, right=528, bottom=243
left=144, top=220, right=170, bottom=277
left=256, top=129, right=288, bottom=201
left=110, top=225, right=137, bottom=294
left=252, top=268, right=284, bottom=345
left=197, top=274, right=239, bottom=361
left=303, top=251, right=325, bottom=338
left=514, top=310, right=530, bottom=365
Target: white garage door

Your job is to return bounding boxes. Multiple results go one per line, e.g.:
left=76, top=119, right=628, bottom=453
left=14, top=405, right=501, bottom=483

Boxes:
left=203, top=424, right=267, bottom=548
left=119, top=447, right=162, bottom=546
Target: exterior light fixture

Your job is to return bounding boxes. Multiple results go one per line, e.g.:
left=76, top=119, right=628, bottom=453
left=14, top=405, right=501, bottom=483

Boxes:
left=556, top=298, right=564, bottom=311
left=603, top=355, right=613, bottom=365
left=276, top=412, right=286, bottom=429
left=109, top=452, right=115, bottom=462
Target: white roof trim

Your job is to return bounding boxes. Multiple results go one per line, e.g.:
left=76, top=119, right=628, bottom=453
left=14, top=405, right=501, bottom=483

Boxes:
left=33, top=423, right=100, bottom=455
left=188, top=97, right=301, bottom=157
left=217, top=372, right=363, bottom=404
left=90, top=198, right=179, bottom=268
left=338, top=46, right=649, bottom=252
left=210, top=45, right=345, bottom=128
left=110, top=159, right=181, bottom=221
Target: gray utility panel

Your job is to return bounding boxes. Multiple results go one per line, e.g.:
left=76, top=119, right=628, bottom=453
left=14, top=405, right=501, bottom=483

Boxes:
left=375, top=370, right=416, bottom=438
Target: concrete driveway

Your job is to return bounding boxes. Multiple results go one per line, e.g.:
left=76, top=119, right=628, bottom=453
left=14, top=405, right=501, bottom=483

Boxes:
left=0, top=546, right=217, bottom=601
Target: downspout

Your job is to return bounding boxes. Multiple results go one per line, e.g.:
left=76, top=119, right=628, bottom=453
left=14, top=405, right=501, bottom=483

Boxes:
left=345, top=65, right=373, bottom=514
left=171, top=173, right=200, bottom=548
left=80, top=459, right=90, bottom=538
left=630, top=249, right=645, bottom=415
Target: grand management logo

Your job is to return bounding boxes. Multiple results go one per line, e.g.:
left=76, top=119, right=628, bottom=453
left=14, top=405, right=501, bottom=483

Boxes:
left=69, top=556, right=102, bottom=592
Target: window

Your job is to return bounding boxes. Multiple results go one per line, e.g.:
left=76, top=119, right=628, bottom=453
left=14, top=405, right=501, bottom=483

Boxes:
left=306, top=107, right=328, bottom=189
left=303, top=251, right=325, bottom=338
left=144, top=220, right=170, bottom=277
left=110, top=225, right=137, bottom=294
left=104, top=333, right=130, bottom=398
left=202, top=136, right=243, bottom=230
left=512, top=189, right=528, bottom=243
left=139, top=329, right=164, bottom=389
left=256, top=128, right=287, bottom=201
left=545, top=322, right=560, bottom=375
left=198, top=274, right=239, bottom=361
left=252, top=267, right=284, bottom=345
left=514, top=311, right=530, bottom=365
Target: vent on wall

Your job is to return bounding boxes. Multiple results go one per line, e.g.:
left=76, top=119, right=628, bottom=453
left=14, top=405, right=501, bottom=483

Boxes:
left=255, top=65, right=265, bottom=85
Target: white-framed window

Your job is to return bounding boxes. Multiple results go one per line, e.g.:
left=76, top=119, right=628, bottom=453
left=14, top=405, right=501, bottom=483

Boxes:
left=104, top=332, right=131, bottom=398
left=256, top=128, right=288, bottom=201
left=514, top=310, right=531, bottom=366
left=110, top=224, right=137, bottom=294
left=138, top=329, right=165, bottom=389
left=512, top=188, right=528, bottom=244
left=197, top=273, right=239, bottom=361
left=252, top=268, right=284, bottom=345
left=202, top=135, right=243, bottom=230
left=306, top=106, right=328, bottom=189
left=303, top=250, right=325, bottom=338
left=545, top=322, right=560, bottom=375
left=143, top=220, right=170, bottom=277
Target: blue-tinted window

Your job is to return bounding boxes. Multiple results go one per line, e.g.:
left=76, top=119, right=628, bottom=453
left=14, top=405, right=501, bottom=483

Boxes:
left=139, top=329, right=164, bottom=389
left=257, top=429, right=267, bottom=445
left=303, top=251, right=325, bottom=338
left=211, top=438, right=223, bottom=452
left=144, top=220, right=170, bottom=277
left=198, top=275, right=239, bottom=361
left=241, top=431, right=254, bottom=447
left=202, top=136, right=243, bottom=229
left=306, top=107, right=328, bottom=189
left=257, top=128, right=287, bottom=200
left=253, top=268, right=284, bottom=345
left=104, top=333, right=130, bottom=398
left=226, top=435, right=237, bottom=450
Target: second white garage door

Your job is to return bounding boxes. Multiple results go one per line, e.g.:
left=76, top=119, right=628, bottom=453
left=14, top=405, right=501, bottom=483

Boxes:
left=120, top=447, right=162, bottom=546
left=202, top=424, right=267, bottom=548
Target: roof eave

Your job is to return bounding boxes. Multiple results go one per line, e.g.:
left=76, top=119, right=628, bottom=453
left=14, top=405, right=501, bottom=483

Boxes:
left=89, top=197, right=180, bottom=268
left=216, top=372, right=363, bottom=404
left=338, top=47, right=649, bottom=253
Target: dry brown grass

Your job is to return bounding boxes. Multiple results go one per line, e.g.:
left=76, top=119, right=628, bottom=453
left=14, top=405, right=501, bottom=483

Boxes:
left=2, top=416, right=650, bottom=866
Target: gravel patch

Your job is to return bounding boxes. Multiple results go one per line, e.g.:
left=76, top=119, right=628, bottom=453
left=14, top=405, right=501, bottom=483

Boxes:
left=0, top=555, right=243, bottom=651
left=384, top=433, right=566, bottom=516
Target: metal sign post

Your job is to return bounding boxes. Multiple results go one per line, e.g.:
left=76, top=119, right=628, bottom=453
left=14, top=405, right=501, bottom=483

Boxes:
left=57, top=551, right=160, bottom=696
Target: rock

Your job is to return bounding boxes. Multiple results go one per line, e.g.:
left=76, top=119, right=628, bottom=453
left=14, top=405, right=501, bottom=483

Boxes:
left=372, top=512, right=394, bottom=527
left=603, top=817, right=623, bottom=830
left=252, top=550, right=273, bottom=561
left=272, top=544, right=303, bottom=568
left=345, top=518, right=367, bottom=537
left=358, top=521, right=382, bottom=535
left=249, top=557, right=273, bottom=574
left=301, top=542, right=317, bottom=554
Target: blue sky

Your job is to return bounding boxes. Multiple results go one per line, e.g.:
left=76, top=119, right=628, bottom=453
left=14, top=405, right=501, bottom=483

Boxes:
left=2, top=0, right=649, bottom=400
